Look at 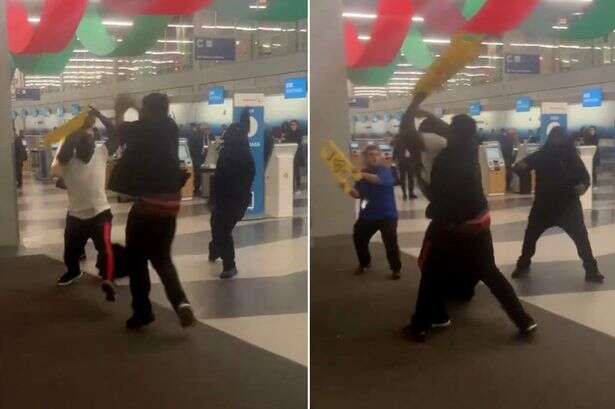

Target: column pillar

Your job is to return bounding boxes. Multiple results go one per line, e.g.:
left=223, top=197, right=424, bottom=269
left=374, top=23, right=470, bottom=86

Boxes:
left=310, top=0, right=355, bottom=237
left=0, top=2, right=20, bottom=248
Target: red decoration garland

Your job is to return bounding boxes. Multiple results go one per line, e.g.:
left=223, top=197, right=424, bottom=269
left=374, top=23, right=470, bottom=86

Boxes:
left=7, top=0, right=87, bottom=54
left=101, top=0, right=214, bottom=15
left=419, top=0, right=466, bottom=35
left=462, top=0, right=540, bottom=36
left=344, top=0, right=414, bottom=69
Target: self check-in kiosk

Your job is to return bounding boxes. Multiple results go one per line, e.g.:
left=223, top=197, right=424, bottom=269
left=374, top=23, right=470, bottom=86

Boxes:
left=578, top=145, right=596, bottom=210
left=200, top=139, right=222, bottom=198
left=178, top=139, right=194, bottom=199
left=512, top=142, right=540, bottom=194
left=479, top=141, right=506, bottom=196
left=349, top=142, right=362, bottom=170
left=265, top=143, right=298, bottom=218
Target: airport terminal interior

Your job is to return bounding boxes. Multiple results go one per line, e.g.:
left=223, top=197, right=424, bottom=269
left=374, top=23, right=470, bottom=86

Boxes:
left=0, top=1, right=307, bottom=407
left=5, top=0, right=615, bottom=408
left=311, top=0, right=615, bottom=408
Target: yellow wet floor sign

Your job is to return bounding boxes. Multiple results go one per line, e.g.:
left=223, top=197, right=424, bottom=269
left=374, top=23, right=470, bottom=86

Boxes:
left=320, top=139, right=362, bottom=194
left=43, top=112, right=89, bottom=146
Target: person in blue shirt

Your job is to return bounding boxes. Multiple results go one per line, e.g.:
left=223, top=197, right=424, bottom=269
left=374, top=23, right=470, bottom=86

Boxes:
left=350, top=145, right=402, bottom=280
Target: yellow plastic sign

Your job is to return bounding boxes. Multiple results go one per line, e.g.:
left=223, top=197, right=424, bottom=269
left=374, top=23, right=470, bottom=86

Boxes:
left=43, top=112, right=90, bottom=146
left=320, top=139, right=362, bottom=194
left=415, top=34, right=483, bottom=96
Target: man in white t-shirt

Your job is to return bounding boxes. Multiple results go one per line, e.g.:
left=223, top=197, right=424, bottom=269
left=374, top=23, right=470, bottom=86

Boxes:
left=54, top=108, right=120, bottom=301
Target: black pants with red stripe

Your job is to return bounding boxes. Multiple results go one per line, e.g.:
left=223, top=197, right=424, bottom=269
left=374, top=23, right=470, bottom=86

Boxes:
left=411, top=222, right=532, bottom=332
left=64, top=209, right=114, bottom=280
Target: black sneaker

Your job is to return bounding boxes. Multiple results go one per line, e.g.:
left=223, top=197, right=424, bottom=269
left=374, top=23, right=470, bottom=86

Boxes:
left=511, top=265, right=530, bottom=278
left=519, top=320, right=538, bottom=337
left=401, top=324, right=427, bottom=342
left=177, top=303, right=196, bottom=328
left=208, top=254, right=218, bottom=263
left=409, top=194, right=418, bottom=200
left=586, top=271, right=605, bottom=283
left=126, top=313, right=155, bottom=330
left=402, top=194, right=408, bottom=201
left=391, top=270, right=401, bottom=280
left=431, top=319, right=452, bottom=329
left=101, top=280, right=115, bottom=302
left=220, top=267, right=238, bottom=279
left=57, top=271, right=83, bottom=286
left=354, top=264, right=371, bottom=275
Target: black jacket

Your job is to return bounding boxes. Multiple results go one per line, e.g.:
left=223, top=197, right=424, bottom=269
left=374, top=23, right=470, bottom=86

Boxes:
left=109, top=118, right=186, bottom=196
left=213, top=117, right=256, bottom=213
left=523, top=144, right=589, bottom=207
left=428, top=143, right=488, bottom=225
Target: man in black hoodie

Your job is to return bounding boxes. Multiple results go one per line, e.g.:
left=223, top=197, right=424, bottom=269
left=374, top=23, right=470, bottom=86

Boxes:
left=14, top=130, right=28, bottom=188
left=208, top=109, right=256, bottom=279
left=512, top=126, right=604, bottom=283
left=401, top=96, right=536, bottom=342
left=108, top=93, right=195, bottom=330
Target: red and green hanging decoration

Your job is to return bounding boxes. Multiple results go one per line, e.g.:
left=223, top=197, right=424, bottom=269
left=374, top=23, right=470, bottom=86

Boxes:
left=6, top=0, right=308, bottom=75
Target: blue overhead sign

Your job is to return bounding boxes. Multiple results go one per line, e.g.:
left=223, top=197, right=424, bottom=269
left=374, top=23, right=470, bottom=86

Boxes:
left=284, top=77, right=307, bottom=99
left=505, top=54, right=540, bottom=74
left=71, top=104, right=81, bottom=115
left=516, top=97, right=532, bottom=112
left=194, top=37, right=236, bottom=61
left=208, top=86, right=225, bottom=105
left=582, top=88, right=603, bottom=108
left=469, top=102, right=482, bottom=116
left=15, top=88, right=41, bottom=101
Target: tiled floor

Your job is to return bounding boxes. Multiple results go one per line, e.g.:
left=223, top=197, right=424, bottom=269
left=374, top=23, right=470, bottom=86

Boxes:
left=15, top=177, right=308, bottom=366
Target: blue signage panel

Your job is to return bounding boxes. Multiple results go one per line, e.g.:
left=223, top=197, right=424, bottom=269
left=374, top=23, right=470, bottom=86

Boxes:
left=208, top=86, right=225, bottom=105
left=15, top=88, right=41, bottom=101
left=505, top=54, right=540, bottom=74
left=582, top=88, right=603, bottom=108
left=516, top=97, right=532, bottom=112
left=349, top=97, right=369, bottom=108
left=57, top=106, right=65, bottom=117
left=71, top=104, right=81, bottom=115
left=468, top=102, right=482, bottom=116
left=233, top=106, right=265, bottom=218
left=194, top=37, right=236, bottom=61
left=540, top=114, right=567, bottom=145
left=284, top=77, right=307, bottom=99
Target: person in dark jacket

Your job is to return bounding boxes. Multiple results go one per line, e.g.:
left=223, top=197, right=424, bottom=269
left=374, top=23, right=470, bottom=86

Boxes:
left=208, top=109, right=256, bottom=279
left=108, top=93, right=195, bottom=330
left=512, top=126, right=604, bottom=283
left=393, top=135, right=417, bottom=200
left=584, top=125, right=600, bottom=185
left=188, top=123, right=205, bottom=195
left=14, top=130, right=28, bottom=188
left=285, top=120, right=304, bottom=193
left=401, top=95, right=536, bottom=342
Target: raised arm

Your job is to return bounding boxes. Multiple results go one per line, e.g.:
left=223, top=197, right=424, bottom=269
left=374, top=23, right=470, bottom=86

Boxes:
left=56, top=129, right=83, bottom=165
left=89, top=107, right=120, bottom=156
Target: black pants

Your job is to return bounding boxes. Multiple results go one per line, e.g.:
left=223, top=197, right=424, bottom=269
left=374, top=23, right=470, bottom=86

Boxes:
left=15, top=160, right=23, bottom=187
left=353, top=218, right=402, bottom=272
left=518, top=200, right=598, bottom=274
left=192, top=157, right=203, bottom=193
left=411, top=224, right=531, bottom=331
left=126, top=207, right=188, bottom=317
left=209, top=207, right=247, bottom=271
left=64, top=210, right=114, bottom=280
left=398, top=163, right=415, bottom=198
left=294, top=150, right=302, bottom=190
